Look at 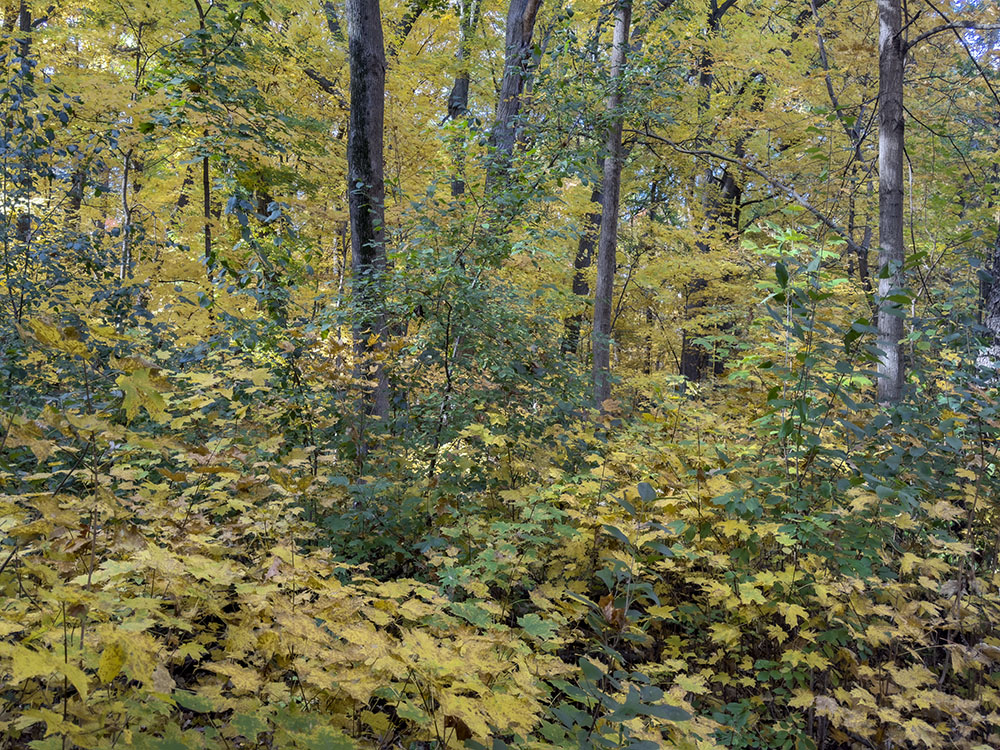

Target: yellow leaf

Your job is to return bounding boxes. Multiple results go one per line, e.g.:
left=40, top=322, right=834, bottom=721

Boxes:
left=782, top=603, right=808, bottom=628
left=116, top=369, right=168, bottom=422
left=899, top=553, right=920, bottom=576
left=674, top=673, right=709, bottom=694
left=98, top=641, right=126, bottom=683
left=738, top=582, right=766, bottom=605
left=789, top=688, right=814, bottom=708
left=709, top=623, right=741, bottom=645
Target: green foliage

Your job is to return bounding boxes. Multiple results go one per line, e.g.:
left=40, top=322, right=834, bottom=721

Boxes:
left=3, top=1, right=1000, bottom=749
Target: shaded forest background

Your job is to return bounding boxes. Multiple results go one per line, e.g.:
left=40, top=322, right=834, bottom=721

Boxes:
left=2, top=0, right=1000, bottom=747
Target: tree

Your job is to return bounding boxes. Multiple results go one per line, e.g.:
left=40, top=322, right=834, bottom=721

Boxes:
left=347, top=0, right=390, bottom=419
left=486, top=0, right=543, bottom=193
left=876, top=0, right=904, bottom=404
left=592, top=0, right=631, bottom=407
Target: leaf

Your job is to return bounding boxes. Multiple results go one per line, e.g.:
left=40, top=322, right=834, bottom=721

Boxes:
left=518, top=613, right=558, bottom=641
left=450, top=601, right=492, bottom=627
left=116, top=368, right=168, bottom=422
left=775, top=262, right=789, bottom=287
left=781, top=603, right=808, bottom=628
left=602, top=523, right=632, bottom=547
left=636, top=481, right=657, bottom=502
left=98, top=641, right=126, bottom=683
left=640, top=702, right=691, bottom=722
left=174, top=690, right=215, bottom=713
left=738, top=582, right=766, bottom=605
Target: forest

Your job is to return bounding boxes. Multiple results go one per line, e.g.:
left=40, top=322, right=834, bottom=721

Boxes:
left=1, top=0, right=1000, bottom=747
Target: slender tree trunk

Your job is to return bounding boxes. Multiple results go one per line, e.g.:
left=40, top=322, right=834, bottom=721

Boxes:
left=67, top=167, right=85, bottom=229
left=563, top=182, right=603, bottom=355
left=447, top=0, right=481, bottom=197
left=979, top=210, right=1000, bottom=368
left=876, top=0, right=904, bottom=404
left=486, top=0, right=542, bottom=192
left=347, top=0, right=390, bottom=419
left=592, top=0, right=631, bottom=408
left=679, top=7, right=724, bottom=383
left=16, top=0, right=28, bottom=59
left=202, top=155, right=212, bottom=269
left=120, top=150, right=133, bottom=280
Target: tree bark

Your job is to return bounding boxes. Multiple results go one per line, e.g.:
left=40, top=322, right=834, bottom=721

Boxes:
left=563, top=182, right=603, bottom=355
left=978, top=212, right=1000, bottom=369
left=486, top=0, right=542, bottom=192
left=876, top=0, right=904, bottom=404
left=447, top=0, right=482, bottom=197
left=592, top=0, right=631, bottom=408
left=347, top=0, right=390, bottom=419
left=202, top=154, right=212, bottom=268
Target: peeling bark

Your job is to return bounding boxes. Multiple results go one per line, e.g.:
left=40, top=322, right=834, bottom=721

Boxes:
left=876, top=0, right=905, bottom=404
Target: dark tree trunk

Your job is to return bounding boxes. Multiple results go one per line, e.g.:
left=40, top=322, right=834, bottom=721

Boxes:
left=679, top=167, right=741, bottom=380
left=347, top=0, right=390, bottom=419
left=563, top=183, right=603, bottom=355
left=446, top=0, right=482, bottom=197
left=486, top=0, right=542, bottom=192
left=876, top=0, right=904, bottom=404
left=16, top=0, right=28, bottom=58
left=592, top=0, right=631, bottom=408
left=202, top=155, right=212, bottom=268
left=67, top=167, right=85, bottom=229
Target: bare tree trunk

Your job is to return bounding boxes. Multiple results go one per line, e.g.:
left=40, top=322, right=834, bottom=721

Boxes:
left=347, top=0, right=390, bottom=419
left=563, top=182, right=603, bottom=355
left=447, top=0, right=482, bottom=197
left=592, top=0, right=630, bottom=408
left=67, top=167, right=85, bottom=229
left=121, top=150, right=133, bottom=280
left=2, top=2, right=16, bottom=31
left=876, top=0, right=904, bottom=404
left=16, top=0, right=28, bottom=58
left=979, top=212, right=1000, bottom=368
left=202, top=154, right=212, bottom=269
left=678, top=5, right=726, bottom=383
left=486, top=0, right=542, bottom=192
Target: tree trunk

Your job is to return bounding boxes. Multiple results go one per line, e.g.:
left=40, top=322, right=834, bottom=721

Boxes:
left=486, top=0, right=542, bottom=192
left=592, top=0, right=630, bottom=408
left=347, top=0, right=390, bottom=419
left=16, top=0, right=28, bottom=58
left=202, top=154, right=213, bottom=269
left=563, top=182, right=603, bottom=355
left=876, top=0, right=904, bottom=404
left=447, top=0, right=482, bottom=197
left=978, top=215, right=1000, bottom=369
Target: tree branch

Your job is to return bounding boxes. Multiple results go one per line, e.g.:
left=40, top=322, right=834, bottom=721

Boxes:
left=905, top=21, right=1000, bottom=52
left=631, top=128, right=868, bottom=256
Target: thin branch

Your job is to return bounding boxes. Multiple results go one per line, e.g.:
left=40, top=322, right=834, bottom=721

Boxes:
left=631, top=128, right=868, bottom=257
left=905, top=21, right=1000, bottom=52
left=916, top=0, right=1000, bottom=108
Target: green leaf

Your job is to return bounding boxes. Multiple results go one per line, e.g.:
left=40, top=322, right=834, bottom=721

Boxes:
left=174, top=690, right=215, bottom=713
left=519, top=613, right=558, bottom=641
left=450, top=601, right=491, bottom=627
left=636, top=481, right=656, bottom=502
left=641, top=702, right=692, bottom=721
left=775, top=262, right=789, bottom=288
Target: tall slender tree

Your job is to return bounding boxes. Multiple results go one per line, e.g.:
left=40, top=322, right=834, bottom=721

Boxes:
left=592, top=0, right=631, bottom=407
left=486, top=0, right=543, bottom=192
left=876, top=0, right=904, bottom=404
left=347, top=0, right=390, bottom=419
